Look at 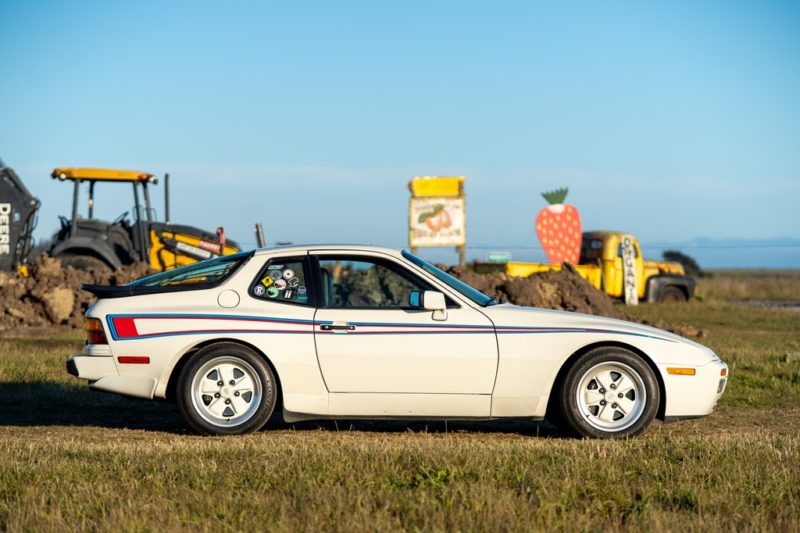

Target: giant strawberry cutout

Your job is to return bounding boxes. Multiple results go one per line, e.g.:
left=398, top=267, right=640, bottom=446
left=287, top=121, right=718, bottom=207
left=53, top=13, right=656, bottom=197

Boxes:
left=535, top=187, right=582, bottom=264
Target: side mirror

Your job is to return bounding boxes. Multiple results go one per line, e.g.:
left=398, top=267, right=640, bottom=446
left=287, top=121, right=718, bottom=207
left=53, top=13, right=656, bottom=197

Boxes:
left=410, top=290, right=447, bottom=321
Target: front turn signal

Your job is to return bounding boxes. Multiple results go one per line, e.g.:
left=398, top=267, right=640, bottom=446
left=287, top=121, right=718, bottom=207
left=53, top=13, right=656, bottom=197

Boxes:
left=667, top=367, right=696, bottom=376
left=86, top=317, right=108, bottom=345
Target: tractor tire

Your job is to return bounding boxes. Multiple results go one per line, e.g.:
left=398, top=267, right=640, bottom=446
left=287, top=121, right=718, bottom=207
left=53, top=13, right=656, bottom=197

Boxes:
left=56, top=254, right=113, bottom=273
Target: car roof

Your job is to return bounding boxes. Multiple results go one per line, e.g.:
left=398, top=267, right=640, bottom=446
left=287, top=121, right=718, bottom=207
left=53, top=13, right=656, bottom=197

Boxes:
left=251, top=244, right=406, bottom=258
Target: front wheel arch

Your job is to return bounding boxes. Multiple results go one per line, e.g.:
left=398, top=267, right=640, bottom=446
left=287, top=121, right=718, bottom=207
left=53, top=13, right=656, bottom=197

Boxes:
left=165, top=338, right=284, bottom=418
left=545, top=341, right=666, bottom=423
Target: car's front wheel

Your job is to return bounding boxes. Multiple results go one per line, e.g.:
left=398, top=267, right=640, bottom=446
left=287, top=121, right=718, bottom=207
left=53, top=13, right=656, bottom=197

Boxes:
left=176, top=343, right=277, bottom=435
left=557, top=347, right=659, bottom=438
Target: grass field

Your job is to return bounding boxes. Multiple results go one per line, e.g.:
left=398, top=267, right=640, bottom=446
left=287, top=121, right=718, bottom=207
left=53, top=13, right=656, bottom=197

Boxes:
left=698, top=269, right=800, bottom=302
left=1, top=301, right=799, bottom=531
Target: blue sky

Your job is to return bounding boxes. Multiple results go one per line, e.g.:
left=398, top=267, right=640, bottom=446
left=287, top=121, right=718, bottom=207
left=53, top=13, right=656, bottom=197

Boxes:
left=2, top=1, right=799, bottom=266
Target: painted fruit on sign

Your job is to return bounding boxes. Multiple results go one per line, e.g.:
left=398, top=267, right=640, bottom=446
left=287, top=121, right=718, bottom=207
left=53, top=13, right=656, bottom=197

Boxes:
left=535, top=187, right=582, bottom=265
left=418, top=204, right=453, bottom=233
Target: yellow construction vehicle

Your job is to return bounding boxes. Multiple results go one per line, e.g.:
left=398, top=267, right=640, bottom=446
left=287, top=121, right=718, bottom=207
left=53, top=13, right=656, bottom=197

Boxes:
left=506, top=231, right=694, bottom=302
left=49, top=167, right=240, bottom=271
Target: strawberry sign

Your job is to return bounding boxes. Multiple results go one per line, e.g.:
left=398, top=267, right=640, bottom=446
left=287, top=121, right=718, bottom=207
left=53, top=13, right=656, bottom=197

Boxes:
left=409, top=197, right=465, bottom=247
left=535, top=187, right=582, bottom=265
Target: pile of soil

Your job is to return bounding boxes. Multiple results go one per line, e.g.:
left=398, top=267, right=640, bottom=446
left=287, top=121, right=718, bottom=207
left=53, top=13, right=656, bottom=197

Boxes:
left=444, top=263, right=631, bottom=320
left=0, top=256, right=705, bottom=338
left=445, top=263, right=707, bottom=337
left=0, top=255, right=151, bottom=332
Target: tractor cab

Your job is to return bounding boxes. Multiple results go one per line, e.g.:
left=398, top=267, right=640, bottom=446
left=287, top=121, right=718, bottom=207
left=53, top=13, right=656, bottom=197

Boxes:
left=50, top=167, right=239, bottom=271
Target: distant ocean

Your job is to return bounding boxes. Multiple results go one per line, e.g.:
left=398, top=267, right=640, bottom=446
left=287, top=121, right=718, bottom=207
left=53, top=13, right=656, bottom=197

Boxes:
left=417, top=238, right=800, bottom=269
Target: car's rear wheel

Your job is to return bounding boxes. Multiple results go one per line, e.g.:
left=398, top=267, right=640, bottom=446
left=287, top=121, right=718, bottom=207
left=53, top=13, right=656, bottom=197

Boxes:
left=176, top=343, right=276, bottom=435
left=557, top=347, right=659, bottom=438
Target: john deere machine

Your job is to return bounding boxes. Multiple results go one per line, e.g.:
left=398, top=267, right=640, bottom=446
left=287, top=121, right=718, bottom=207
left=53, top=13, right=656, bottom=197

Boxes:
left=0, top=157, right=240, bottom=273
left=0, top=158, right=41, bottom=273
left=49, top=167, right=240, bottom=271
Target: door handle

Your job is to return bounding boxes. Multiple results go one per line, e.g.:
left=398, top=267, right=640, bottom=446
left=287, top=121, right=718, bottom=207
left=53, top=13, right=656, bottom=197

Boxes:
left=320, top=323, right=356, bottom=331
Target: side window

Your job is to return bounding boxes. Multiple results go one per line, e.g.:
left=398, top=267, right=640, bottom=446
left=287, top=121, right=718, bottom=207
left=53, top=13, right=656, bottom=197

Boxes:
left=250, top=257, right=312, bottom=305
left=317, top=257, right=433, bottom=309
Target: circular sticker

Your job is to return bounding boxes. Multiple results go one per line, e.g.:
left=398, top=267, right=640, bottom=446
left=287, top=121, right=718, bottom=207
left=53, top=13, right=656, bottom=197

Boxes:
left=288, top=277, right=300, bottom=288
left=274, top=279, right=287, bottom=290
left=297, top=285, right=307, bottom=295
left=253, top=285, right=266, bottom=296
left=269, top=270, right=282, bottom=281
left=266, top=286, right=279, bottom=298
left=282, top=269, right=295, bottom=280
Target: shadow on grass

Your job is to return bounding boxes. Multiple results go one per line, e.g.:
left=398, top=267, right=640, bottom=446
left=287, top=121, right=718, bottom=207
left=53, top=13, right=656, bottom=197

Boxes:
left=0, top=381, right=188, bottom=433
left=0, top=380, right=565, bottom=438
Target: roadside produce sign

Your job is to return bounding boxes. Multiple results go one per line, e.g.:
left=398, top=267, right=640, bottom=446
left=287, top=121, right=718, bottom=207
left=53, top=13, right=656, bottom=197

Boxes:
left=535, top=187, right=582, bottom=265
left=408, top=176, right=466, bottom=263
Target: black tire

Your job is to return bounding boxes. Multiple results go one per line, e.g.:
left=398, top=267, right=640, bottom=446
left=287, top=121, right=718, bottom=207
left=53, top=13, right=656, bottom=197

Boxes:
left=557, top=347, right=659, bottom=439
left=57, top=253, right=112, bottom=272
left=658, top=286, right=687, bottom=303
left=176, top=343, right=277, bottom=435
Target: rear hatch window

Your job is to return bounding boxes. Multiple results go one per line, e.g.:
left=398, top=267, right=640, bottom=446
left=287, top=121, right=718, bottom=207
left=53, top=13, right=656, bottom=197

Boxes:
left=130, top=251, right=251, bottom=288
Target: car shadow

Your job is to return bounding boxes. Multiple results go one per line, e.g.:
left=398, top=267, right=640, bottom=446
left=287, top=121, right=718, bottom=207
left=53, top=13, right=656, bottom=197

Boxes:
left=0, top=380, right=566, bottom=438
left=0, top=381, right=188, bottom=433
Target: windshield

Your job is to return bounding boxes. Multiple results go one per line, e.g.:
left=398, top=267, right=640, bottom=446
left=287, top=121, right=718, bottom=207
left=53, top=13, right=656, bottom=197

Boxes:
left=401, top=250, right=495, bottom=306
left=128, top=251, right=252, bottom=288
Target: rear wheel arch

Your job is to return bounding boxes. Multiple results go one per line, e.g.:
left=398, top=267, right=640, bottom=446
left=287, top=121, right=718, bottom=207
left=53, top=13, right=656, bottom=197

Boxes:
left=165, top=338, right=284, bottom=416
left=545, top=341, right=666, bottom=423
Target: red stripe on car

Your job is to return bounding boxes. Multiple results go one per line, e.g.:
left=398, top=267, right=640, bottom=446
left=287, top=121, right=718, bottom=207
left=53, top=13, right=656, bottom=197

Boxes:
left=113, top=317, right=139, bottom=338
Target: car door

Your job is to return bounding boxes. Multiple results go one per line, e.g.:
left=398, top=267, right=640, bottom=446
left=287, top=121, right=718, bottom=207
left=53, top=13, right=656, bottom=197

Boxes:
left=311, top=251, right=498, bottom=395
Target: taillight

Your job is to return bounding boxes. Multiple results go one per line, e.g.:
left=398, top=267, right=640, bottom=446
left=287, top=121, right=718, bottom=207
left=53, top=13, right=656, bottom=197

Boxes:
left=86, top=318, right=108, bottom=345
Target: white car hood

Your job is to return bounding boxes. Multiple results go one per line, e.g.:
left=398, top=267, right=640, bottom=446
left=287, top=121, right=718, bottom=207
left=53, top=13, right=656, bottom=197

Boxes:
left=481, top=303, right=705, bottom=348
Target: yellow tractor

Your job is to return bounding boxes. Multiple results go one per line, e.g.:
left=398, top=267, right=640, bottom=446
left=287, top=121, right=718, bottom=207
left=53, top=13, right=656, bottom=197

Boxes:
left=49, top=167, right=240, bottom=271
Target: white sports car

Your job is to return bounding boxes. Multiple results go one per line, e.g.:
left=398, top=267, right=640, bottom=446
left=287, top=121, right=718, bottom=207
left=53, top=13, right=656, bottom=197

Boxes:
left=68, top=245, right=728, bottom=438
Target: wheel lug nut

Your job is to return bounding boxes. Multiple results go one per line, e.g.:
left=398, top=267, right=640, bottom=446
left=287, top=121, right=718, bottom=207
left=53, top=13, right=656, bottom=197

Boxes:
left=612, top=403, right=617, bottom=408
left=234, top=391, right=240, bottom=397
left=217, top=380, right=223, bottom=386
left=229, top=380, right=236, bottom=385
left=599, top=389, right=605, bottom=394
left=225, top=399, right=231, bottom=405
left=610, top=384, right=616, bottom=389
left=214, top=393, right=220, bottom=398
left=600, top=400, right=606, bottom=406
left=618, top=393, right=623, bottom=398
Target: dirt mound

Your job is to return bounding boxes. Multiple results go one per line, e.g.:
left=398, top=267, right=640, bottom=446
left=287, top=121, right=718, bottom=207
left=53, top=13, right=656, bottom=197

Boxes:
left=0, top=255, right=152, bottom=332
left=444, top=264, right=707, bottom=337
left=444, top=263, right=630, bottom=320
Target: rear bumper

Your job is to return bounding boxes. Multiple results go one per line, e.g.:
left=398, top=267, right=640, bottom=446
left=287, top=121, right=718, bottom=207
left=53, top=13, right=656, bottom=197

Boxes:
left=66, top=354, right=157, bottom=399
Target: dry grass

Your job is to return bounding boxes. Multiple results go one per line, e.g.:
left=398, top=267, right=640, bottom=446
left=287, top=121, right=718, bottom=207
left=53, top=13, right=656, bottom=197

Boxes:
left=697, top=269, right=800, bottom=302
left=0, top=301, right=799, bottom=531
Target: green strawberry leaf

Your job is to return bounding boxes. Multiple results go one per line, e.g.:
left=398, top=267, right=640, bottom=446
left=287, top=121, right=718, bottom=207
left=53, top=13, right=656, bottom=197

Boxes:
left=541, top=187, right=569, bottom=205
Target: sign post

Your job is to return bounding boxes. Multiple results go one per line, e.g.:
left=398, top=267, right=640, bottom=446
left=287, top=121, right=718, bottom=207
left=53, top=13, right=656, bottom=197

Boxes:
left=408, top=176, right=466, bottom=265
left=620, top=233, right=639, bottom=306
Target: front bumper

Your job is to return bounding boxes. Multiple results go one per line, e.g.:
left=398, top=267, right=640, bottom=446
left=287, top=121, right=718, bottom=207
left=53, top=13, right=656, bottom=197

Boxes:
left=66, top=354, right=157, bottom=399
left=661, top=358, right=728, bottom=418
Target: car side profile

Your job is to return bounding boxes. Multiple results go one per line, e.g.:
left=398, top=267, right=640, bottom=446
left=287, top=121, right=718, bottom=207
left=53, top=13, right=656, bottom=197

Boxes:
left=68, top=245, right=728, bottom=438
